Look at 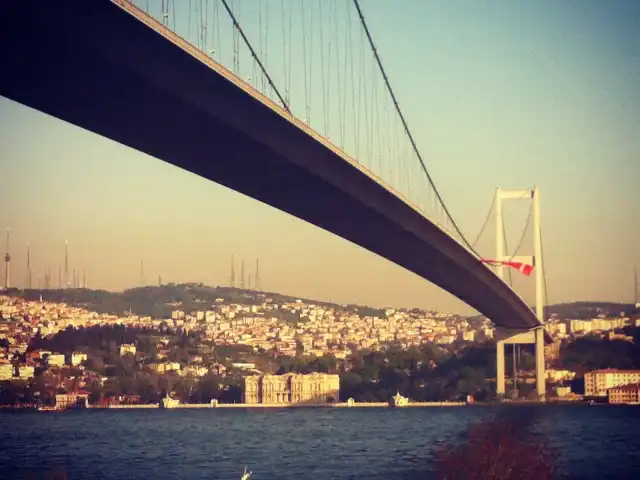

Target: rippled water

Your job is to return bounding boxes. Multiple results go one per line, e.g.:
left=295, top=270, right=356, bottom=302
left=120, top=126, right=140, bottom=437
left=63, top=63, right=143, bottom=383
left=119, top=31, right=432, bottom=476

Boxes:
left=1, top=405, right=639, bottom=479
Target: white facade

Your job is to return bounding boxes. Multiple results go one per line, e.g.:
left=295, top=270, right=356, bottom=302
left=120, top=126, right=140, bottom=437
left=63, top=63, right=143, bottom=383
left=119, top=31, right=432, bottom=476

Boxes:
left=584, top=369, right=640, bottom=396
left=70, top=352, right=87, bottom=366
left=0, top=362, right=14, bottom=380
left=47, top=353, right=65, bottom=367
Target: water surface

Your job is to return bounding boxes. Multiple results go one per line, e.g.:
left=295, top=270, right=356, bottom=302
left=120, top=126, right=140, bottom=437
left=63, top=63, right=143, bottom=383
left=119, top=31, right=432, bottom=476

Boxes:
left=1, top=405, right=639, bottom=479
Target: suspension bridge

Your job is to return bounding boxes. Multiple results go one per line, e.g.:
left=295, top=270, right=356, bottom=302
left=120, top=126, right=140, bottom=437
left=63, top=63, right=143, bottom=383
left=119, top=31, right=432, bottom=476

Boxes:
left=0, top=1, right=549, bottom=342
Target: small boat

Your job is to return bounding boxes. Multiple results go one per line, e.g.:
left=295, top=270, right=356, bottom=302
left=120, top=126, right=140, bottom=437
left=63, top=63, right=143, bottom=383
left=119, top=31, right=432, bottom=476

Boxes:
left=38, top=405, right=61, bottom=412
left=388, top=392, right=409, bottom=408
left=159, top=395, right=180, bottom=409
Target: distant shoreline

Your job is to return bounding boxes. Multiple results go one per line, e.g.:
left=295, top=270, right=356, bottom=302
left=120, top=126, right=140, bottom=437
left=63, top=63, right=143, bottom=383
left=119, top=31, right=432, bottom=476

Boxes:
left=1, top=399, right=622, bottom=411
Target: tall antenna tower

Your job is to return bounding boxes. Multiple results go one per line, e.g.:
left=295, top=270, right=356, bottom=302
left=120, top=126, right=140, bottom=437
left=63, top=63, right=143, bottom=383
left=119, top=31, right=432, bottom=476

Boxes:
left=230, top=255, right=236, bottom=288
left=240, top=259, right=245, bottom=289
left=82, top=268, right=86, bottom=289
left=64, top=240, right=69, bottom=288
left=158, top=275, right=162, bottom=287
left=634, top=265, right=638, bottom=306
left=255, top=258, right=260, bottom=291
left=3, top=229, right=11, bottom=289
left=26, top=243, right=32, bottom=289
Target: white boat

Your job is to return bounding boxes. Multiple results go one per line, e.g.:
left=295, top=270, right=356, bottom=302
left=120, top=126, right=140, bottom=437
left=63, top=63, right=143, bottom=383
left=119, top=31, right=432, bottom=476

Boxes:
left=388, top=392, right=409, bottom=407
left=159, top=395, right=180, bottom=409
left=37, top=405, right=61, bottom=412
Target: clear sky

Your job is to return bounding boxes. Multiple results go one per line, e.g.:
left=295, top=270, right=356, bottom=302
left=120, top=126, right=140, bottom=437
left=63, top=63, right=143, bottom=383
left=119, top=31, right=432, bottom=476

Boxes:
left=1, top=0, right=639, bottom=313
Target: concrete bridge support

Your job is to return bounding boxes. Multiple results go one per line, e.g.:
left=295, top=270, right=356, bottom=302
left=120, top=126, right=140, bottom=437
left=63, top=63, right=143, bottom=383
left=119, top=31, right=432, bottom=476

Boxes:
left=495, top=327, right=546, bottom=400
left=493, top=186, right=547, bottom=401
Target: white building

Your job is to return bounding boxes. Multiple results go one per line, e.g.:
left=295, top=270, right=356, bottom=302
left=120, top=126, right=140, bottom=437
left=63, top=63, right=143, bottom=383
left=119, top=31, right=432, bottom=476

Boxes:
left=120, top=344, right=137, bottom=356
left=546, top=369, right=575, bottom=382
left=584, top=369, right=640, bottom=397
left=462, top=331, right=476, bottom=342
left=70, top=352, right=87, bottom=366
left=47, top=353, right=65, bottom=367
left=0, top=362, right=14, bottom=380
left=17, top=365, right=35, bottom=379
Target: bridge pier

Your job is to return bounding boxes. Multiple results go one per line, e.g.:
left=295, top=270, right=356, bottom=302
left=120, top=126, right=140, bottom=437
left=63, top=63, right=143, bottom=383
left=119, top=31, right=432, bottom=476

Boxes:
left=495, top=327, right=546, bottom=400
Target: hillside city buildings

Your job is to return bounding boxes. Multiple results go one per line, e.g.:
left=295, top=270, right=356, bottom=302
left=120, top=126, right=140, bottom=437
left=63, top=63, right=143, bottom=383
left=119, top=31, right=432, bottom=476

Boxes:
left=1, top=293, right=639, bottom=405
left=584, top=369, right=640, bottom=397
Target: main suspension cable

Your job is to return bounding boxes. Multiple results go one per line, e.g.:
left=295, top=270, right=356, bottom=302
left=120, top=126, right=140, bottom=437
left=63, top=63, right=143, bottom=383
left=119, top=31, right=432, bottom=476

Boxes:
left=506, top=202, right=533, bottom=262
left=540, top=224, right=550, bottom=321
left=219, top=0, right=291, bottom=113
left=351, top=0, right=477, bottom=255
left=471, top=191, right=497, bottom=249
left=502, top=215, right=514, bottom=288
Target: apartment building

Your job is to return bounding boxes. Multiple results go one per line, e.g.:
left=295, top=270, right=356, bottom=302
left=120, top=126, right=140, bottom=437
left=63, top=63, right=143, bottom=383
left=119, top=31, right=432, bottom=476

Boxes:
left=584, top=369, right=640, bottom=396
left=608, top=383, right=640, bottom=404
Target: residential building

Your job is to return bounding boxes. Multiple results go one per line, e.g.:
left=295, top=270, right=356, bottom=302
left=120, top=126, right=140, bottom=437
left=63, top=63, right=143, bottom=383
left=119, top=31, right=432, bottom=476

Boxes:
left=17, top=364, right=34, bottom=379
left=47, top=353, right=65, bottom=367
left=0, top=362, right=14, bottom=380
left=55, top=391, right=90, bottom=408
left=120, top=344, right=137, bottom=356
left=584, top=369, right=640, bottom=396
left=70, top=352, right=87, bottom=366
left=608, top=383, right=640, bottom=404
left=546, top=369, right=575, bottom=383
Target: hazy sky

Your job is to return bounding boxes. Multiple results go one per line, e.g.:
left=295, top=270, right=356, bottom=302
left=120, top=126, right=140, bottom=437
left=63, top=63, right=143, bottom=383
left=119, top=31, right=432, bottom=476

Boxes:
left=1, top=0, right=639, bottom=314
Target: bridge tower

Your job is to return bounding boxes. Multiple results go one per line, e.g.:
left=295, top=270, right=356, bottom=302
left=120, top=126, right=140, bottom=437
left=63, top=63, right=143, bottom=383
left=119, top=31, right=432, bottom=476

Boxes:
left=494, top=186, right=547, bottom=401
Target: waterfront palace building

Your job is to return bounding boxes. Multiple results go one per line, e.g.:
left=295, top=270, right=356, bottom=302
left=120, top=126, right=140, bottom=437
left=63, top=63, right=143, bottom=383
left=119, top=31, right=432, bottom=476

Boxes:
left=243, top=373, right=340, bottom=404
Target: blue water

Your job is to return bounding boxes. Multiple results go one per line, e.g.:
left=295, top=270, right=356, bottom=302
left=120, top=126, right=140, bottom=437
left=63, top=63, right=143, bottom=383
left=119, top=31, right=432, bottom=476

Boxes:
left=1, top=405, right=639, bottom=479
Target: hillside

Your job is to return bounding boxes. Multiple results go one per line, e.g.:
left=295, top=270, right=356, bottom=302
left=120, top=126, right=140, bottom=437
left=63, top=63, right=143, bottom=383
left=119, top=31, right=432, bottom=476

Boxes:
left=546, top=301, right=636, bottom=319
left=4, top=285, right=634, bottom=321
left=10, top=284, right=386, bottom=319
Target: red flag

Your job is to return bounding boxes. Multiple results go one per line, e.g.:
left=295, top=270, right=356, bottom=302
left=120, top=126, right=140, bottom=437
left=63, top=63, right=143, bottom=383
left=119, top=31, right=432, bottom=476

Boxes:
left=481, top=259, right=534, bottom=276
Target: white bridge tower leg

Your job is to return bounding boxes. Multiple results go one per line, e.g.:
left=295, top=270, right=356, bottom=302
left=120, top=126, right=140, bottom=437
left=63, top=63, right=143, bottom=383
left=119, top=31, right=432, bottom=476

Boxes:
left=533, top=186, right=546, bottom=400
left=493, top=187, right=546, bottom=401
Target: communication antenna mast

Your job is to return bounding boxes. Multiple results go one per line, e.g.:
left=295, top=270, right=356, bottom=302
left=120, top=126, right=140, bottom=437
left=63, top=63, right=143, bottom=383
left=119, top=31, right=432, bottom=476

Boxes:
left=230, top=255, right=236, bottom=288
left=634, top=265, right=639, bottom=306
left=3, top=229, right=11, bottom=289
left=240, top=259, right=245, bottom=289
left=255, top=258, right=260, bottom=291
left=26, top=242, right=32, bottom=289
left=64, top=240, right=69, bottom=288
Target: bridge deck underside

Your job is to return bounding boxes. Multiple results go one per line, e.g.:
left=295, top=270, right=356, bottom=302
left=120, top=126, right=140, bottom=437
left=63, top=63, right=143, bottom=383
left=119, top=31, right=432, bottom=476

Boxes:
left=0, top=0, right=540, bottom=329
